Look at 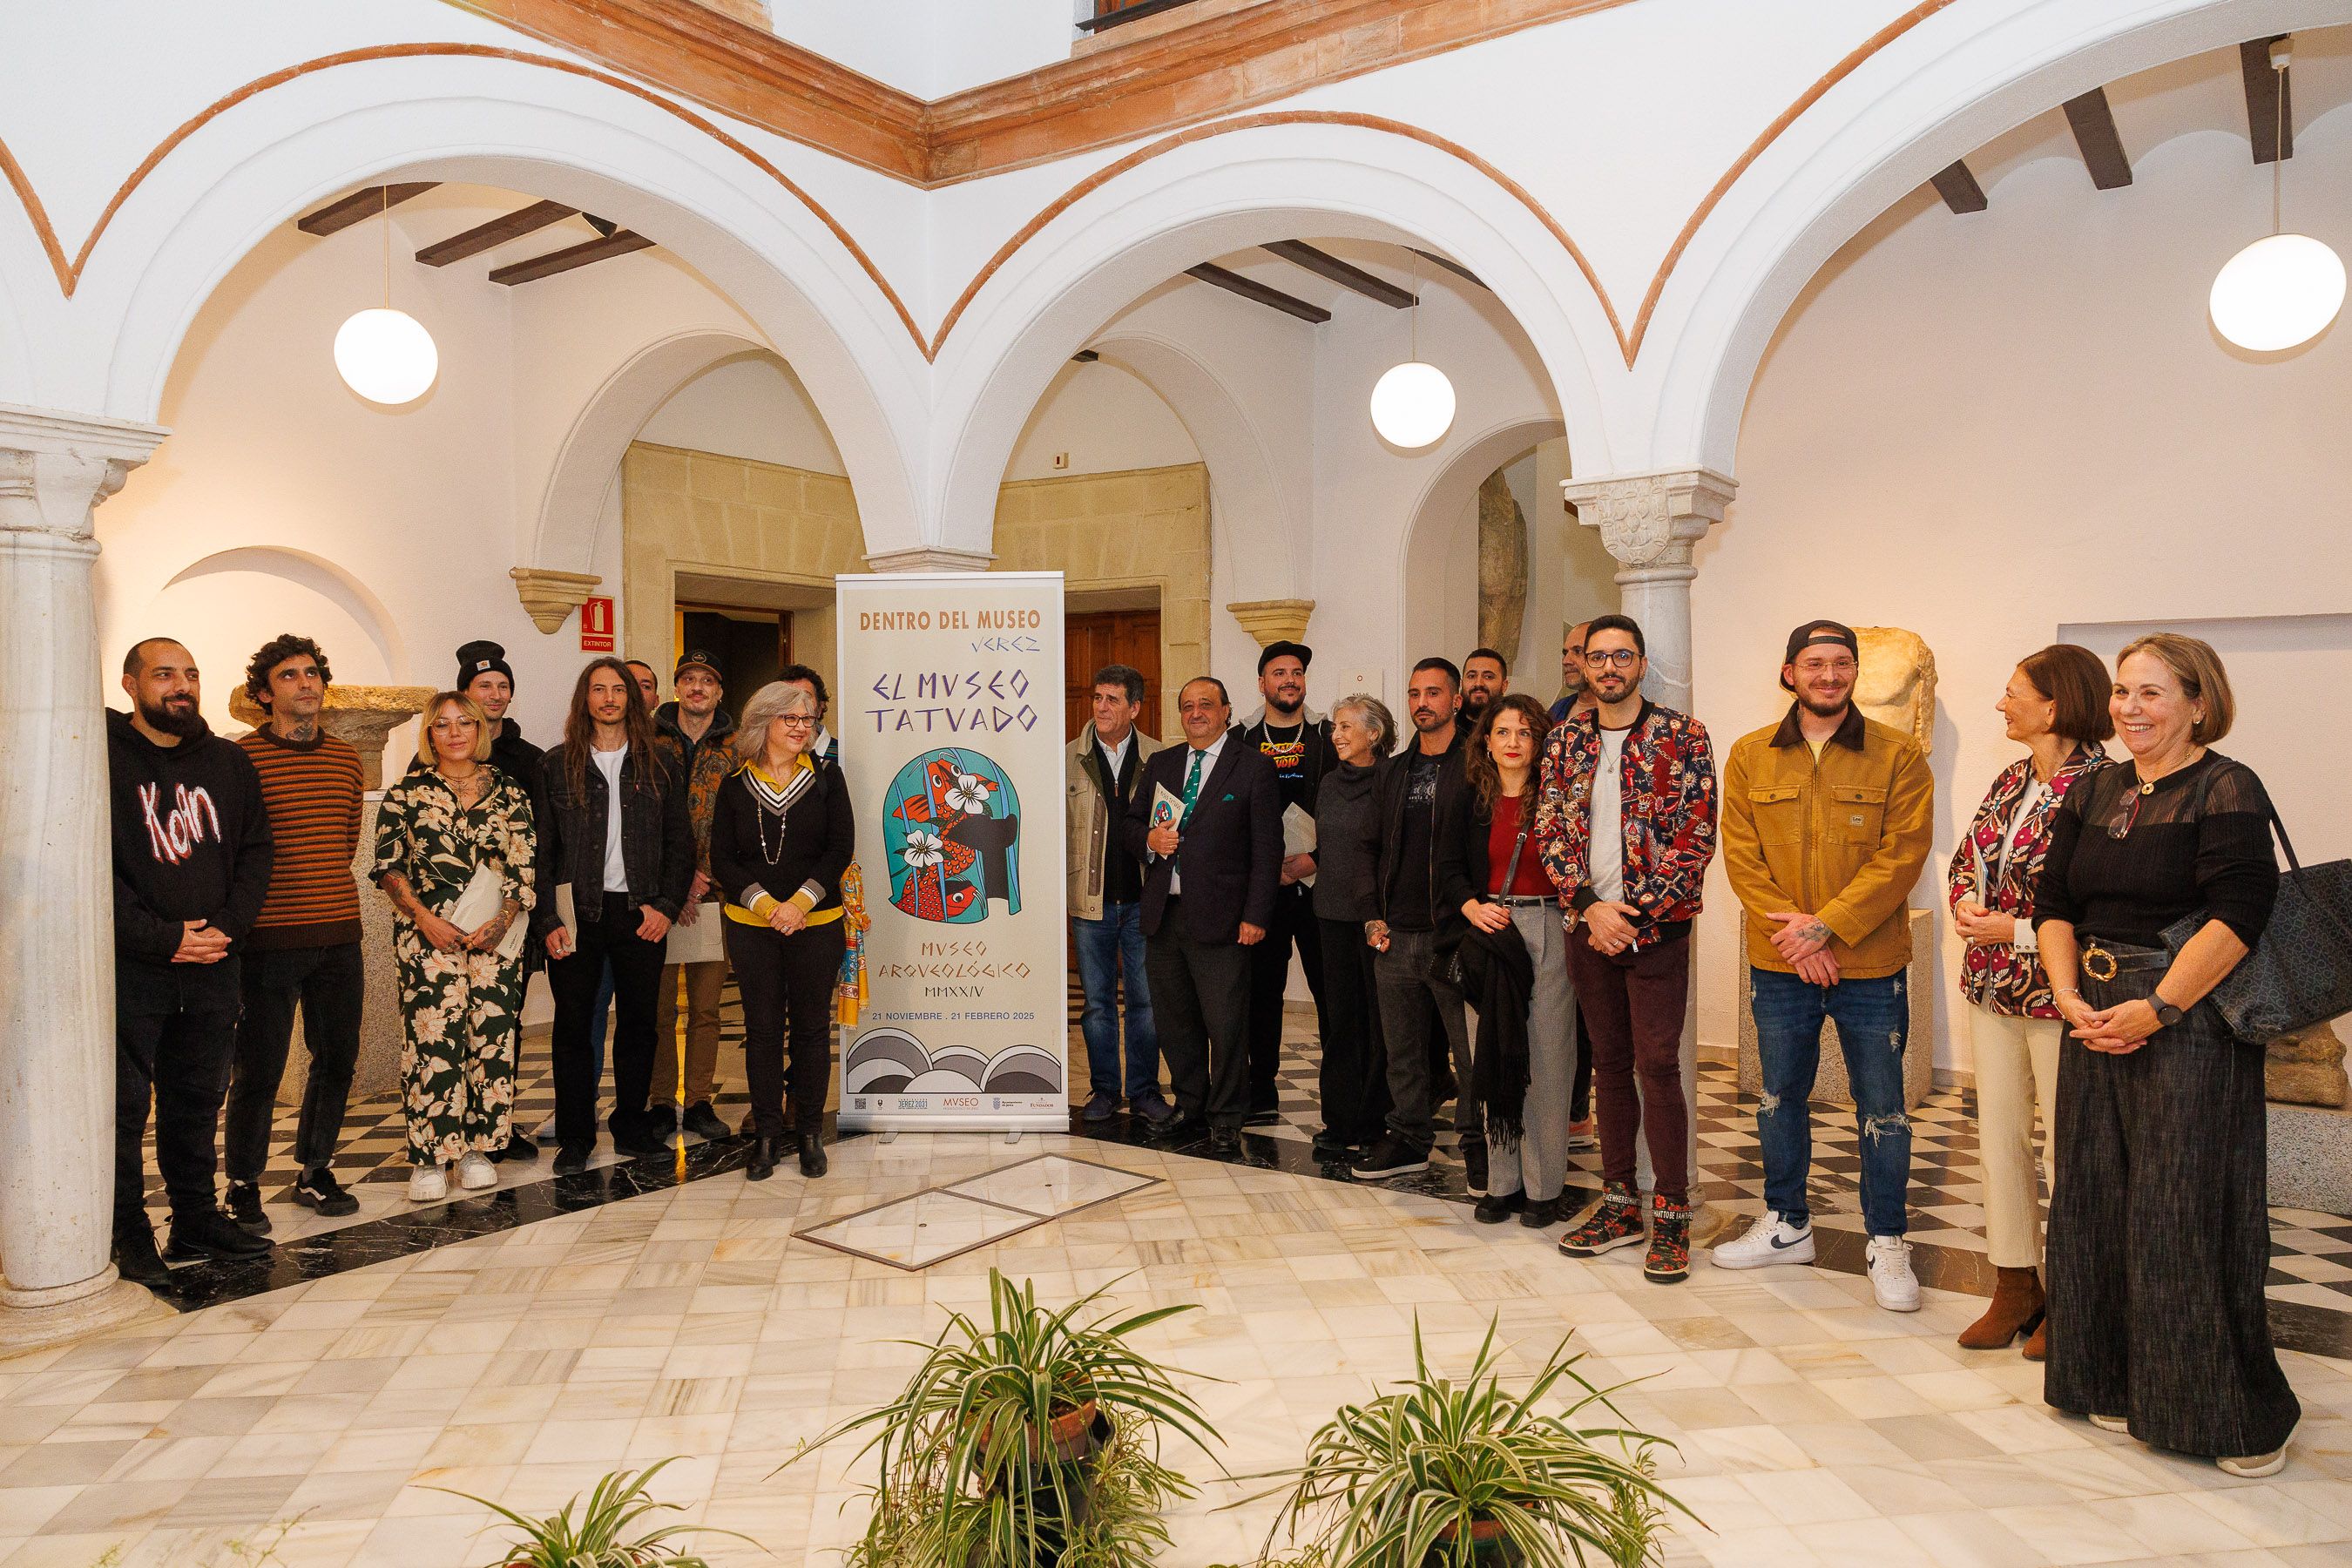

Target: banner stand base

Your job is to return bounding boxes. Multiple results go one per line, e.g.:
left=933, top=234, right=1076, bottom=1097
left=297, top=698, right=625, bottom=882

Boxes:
left=879, top=1131, right=900, bottom=1145
left=1004, top=1130, right=1024, bottom=1145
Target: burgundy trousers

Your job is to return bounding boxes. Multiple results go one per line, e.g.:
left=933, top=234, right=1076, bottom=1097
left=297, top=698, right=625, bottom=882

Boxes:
left=1565, top=931, right=1692, bottom=1204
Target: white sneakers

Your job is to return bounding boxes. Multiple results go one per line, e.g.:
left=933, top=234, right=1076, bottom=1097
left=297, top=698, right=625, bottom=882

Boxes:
left=1711, top=1210, right=1816, bottom=1268
left=1866, top=1234, right=1921, bottom=1313
left=407, top=1165, right=447, bottom=1202
left=456, top=1152, right=497, bottom=1191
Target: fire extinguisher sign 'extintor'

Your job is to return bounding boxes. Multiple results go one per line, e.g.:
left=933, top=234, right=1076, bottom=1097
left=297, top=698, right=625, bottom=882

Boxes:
left=835, top=571, right=1069, bottom=1132
left=578, top=596, right=616, bottom=652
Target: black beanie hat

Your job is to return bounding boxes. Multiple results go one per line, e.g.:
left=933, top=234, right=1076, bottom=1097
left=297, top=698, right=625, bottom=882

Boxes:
left=456, top=639, right=514, bottom=691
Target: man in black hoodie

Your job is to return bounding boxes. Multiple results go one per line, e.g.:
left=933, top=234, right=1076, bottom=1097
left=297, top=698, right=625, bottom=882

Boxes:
left=108, top=638, right=274, bottom=1282
left=1352, top=657, right=1482, bottom=1187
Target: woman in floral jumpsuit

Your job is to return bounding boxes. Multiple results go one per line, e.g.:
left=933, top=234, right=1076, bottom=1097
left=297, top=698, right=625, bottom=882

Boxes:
left=372, top=693, right=537, bottom=1201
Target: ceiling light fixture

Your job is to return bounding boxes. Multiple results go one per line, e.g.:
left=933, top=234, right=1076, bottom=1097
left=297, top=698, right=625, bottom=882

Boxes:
left=335, top=192, right=439, bottom=405
left=1370, top=255, right=1455, bottom=449
left=2209, top=38, right=2343, bottom=352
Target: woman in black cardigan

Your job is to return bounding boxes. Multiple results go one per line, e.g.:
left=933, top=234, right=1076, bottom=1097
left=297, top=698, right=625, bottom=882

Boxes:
left=710, top=682, right=855, bottom=1179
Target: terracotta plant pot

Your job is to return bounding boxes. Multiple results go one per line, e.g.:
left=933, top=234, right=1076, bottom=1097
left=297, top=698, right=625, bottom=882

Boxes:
left=1428, top=1515, right=1526, bottom=1565
left=973, top=1400, right=1109, bottom=1467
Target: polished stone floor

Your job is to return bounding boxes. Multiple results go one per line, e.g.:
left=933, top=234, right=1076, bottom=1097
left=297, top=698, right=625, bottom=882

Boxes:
left=10, top=1127, right=2352, bottom=1567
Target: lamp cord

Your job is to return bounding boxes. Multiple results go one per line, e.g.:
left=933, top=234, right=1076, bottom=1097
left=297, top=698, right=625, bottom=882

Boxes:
left=2273, top=57, right=2285, bottom=235
left=381, top=191, right=393, bottom=308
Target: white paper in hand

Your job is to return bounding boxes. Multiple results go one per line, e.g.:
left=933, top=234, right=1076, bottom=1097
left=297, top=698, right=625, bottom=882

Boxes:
left=1282, top=802, right=1318, bottom=889
left=1151, top=783, right=1185, bottom=838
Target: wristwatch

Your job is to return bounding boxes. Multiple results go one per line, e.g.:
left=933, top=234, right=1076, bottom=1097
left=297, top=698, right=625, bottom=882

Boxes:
left=2152, top=997, right=2185, bottom=1029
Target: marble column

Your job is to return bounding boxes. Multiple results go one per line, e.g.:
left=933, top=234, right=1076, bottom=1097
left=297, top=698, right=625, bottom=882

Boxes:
left=1560, top=467, right=1737, bottom=1238
left=0, top=404, right=175, bottom=1353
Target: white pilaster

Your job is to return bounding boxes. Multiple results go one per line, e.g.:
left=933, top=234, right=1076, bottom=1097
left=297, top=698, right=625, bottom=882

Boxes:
left=1560, top=465, right=1737, bottom=1239
left=863, top=545, right=996, bottom=573
left=0, top=404, right=174, bottom=1353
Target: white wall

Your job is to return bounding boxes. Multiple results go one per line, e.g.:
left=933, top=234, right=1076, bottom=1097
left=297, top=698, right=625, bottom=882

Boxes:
left=638, top=353, right=847, bottom=475
left=1695, top=105, right=2352, bottom=1074
left=760, top=0, right=1076, bottom=98
left=1005, top=358, right=1200, bottom=480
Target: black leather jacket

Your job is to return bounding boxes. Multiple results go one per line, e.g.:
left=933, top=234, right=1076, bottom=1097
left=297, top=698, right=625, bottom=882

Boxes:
left=531, top=739, right=693, bottom=937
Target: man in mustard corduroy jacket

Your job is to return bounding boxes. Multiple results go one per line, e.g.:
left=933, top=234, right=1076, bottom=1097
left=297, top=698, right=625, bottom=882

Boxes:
left=1713, top=620, right=1934, bottom=1314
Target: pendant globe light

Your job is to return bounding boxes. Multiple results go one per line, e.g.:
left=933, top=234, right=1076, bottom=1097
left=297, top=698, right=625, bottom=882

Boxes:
left=1369, top=256, right=1455, bottom=449
left=334, top=193, right=439, bottom=405
left=2209, top=38, right=2344, bottom=352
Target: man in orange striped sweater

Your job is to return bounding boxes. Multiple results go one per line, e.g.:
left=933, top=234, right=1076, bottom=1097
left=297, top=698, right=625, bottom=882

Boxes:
left=221, top=633, right=367, bottom=1226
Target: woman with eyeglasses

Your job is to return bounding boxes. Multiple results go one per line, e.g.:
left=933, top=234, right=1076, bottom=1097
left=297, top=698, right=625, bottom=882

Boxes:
left=1944, top=645, right=2113, bottom=1357
left=709, top=682, right=855, bottom=1180
left=2034, top=633, right=2295, bottom=1477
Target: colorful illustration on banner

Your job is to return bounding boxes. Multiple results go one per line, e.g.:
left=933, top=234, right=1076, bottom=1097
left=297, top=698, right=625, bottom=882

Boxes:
left=882, top=749, right=1023, bottom=923
left=843, top=1027, right=1062, bottom=1095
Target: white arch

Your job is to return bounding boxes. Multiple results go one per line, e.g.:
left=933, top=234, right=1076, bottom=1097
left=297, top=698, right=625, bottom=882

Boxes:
left=1396, top=415, right=1565, bottom=679
left=928, top=121, right=1623, bottom=558
left=160, top=544, right=410, bottom=683
left=532, top=328, right=773, bottom=573
left=1642, top=0, right=2342, bottom=474
left=0, top=196, right=43, bottom=406
left=61, top=53, right=926, bottom=558
left=1088, top=328, right=1304, bottom=600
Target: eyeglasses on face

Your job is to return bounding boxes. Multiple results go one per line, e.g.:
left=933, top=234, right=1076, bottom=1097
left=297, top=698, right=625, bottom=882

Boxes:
left=1793, top=658, right=1856, bottom=676
left=777, top=714, right=818, bottom=727
left=1585, top=648, right=1641, bottom=668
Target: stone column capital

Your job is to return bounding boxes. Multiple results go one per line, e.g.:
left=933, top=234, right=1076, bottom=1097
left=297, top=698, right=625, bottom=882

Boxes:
left=863, top=545, right=997, bottom=574
left=1224, top=598, right=1316, bottom=647
left=1561, top=467, right=1736, bottom=578
left=0, top=404, right=169, bottom=543
left=509, top=567, right=602, bottom=634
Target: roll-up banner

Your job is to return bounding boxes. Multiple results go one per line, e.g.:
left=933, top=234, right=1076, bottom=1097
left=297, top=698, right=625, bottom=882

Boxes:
left=835, top=571, right=1068, bottom=1131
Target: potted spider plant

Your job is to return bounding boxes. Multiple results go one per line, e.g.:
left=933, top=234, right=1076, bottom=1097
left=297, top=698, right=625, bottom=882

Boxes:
left=1231, top=1319, right=1688, bottom=1568
left=786, top=1268, right=1222, bottom=1566
left=441, top=1458, right=754, bottom=1567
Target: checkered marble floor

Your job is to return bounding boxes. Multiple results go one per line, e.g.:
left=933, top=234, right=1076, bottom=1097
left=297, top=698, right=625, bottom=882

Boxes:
left=17, top=1131, right=2352, bottom=1567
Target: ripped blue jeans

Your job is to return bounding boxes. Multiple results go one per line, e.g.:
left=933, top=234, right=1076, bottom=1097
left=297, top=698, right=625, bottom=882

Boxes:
left=1749, top=967, right=1910, bottom=1237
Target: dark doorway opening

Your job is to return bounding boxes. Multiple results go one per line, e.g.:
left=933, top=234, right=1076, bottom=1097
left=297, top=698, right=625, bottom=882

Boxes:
left=676, top=603, right=789, bottom=721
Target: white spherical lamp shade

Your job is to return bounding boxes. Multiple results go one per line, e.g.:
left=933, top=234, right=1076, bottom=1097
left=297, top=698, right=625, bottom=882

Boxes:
left=2209, top=233, right=2346, bottom=352
left=1369, top=361, right=1456, bottom=449
left=333, top=308, right=439, bottom=404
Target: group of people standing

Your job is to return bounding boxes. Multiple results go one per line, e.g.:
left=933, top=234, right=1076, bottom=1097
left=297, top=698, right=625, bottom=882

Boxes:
left=106, top=632, right=863, bottom=1293
left=1067, top=618, right=2301, bottom=1477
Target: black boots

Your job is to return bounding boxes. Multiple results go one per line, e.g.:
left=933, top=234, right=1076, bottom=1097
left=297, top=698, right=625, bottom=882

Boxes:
left=747, top=1135, right=780, bottom=1182
left=112, top=1220, right=170, bottom=1287
left=164, top=1206, right=271, bottom=1262
left=798, top=1133, right=828, bottom=1179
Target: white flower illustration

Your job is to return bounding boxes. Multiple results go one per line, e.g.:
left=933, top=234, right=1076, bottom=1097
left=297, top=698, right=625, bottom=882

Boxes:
left=902, top=828, right=945, bottom=868
left=945, top=771, right=995, bottom=813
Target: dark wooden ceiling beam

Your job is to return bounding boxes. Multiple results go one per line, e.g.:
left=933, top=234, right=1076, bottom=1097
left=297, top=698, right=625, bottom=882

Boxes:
left=2240, top=37, right=2294, bottom=164
left=1409, top=247, right=1487, bottom=290
left=1183, top=262, right=1330, bottom=323
left=1260, top=240, right=1416, bottom=308
left=490, top=230, right=656, bottom=286
left=415, top=200, right=581, bottom=267
left=1929, top=159, right=1988, bottom=214
left=2062, top=88, right=2133, bottom=189
left=295, top=183, right=438, bottom=236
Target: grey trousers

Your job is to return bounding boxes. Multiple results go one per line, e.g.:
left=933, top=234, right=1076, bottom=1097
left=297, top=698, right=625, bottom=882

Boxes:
left=1485, top=905, right=1579, bottom=1202
left=1374, top=929, right=1477, bottom=1152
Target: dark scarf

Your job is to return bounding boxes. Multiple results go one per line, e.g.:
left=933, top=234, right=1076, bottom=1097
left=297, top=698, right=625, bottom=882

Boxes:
left=1457, top=919, right=1534, bottom=1142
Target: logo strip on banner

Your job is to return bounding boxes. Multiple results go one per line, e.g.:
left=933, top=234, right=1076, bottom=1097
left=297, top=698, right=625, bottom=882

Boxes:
left=835, top=572, right=1069, bottom=1131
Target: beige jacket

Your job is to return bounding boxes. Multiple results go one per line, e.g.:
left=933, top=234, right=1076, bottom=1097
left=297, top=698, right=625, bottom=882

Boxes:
left=1066, top=727, right=1166, bottom=922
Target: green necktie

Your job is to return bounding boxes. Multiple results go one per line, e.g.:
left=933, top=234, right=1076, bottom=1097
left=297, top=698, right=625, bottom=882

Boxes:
left=1179, top=747, right=1207, bottom=826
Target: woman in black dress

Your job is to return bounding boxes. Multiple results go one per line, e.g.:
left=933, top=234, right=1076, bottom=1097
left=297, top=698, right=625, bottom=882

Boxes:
left=710, top=682, right=855, bottom=1180
left=2034, top=633, right=2295, bottom=1476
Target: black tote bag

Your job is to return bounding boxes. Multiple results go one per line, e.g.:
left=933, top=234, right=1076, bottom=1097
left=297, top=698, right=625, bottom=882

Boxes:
left=2164, top=807, right=2352, bottom=1039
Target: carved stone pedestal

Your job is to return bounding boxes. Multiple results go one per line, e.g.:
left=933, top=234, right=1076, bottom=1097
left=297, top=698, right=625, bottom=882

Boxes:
left=1736, top=910, right=1936, bottom=1112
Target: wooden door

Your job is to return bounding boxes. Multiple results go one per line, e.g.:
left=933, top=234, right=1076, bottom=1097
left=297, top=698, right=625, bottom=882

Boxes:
left=1064, top=609, right=1162, bottom=740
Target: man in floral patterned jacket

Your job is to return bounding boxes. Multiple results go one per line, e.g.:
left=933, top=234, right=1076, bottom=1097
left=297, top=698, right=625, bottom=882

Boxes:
left=1531, top=614, right=1718, bottom=1284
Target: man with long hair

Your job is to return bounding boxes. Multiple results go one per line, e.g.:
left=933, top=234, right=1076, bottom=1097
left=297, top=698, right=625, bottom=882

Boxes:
left=531, top=657, right=694, bottom=1173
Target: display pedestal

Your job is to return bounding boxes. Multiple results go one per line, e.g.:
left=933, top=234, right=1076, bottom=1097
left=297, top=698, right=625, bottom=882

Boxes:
left=1735, top=909, right=1935, bottom=1111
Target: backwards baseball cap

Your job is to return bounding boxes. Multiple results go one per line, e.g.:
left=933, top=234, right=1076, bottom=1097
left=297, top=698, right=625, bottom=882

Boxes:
left=1257, top=639, right=1312, bottom=674
left=455, top=639, right=513, bottom=689
left=674, top=649, right=723, bottom=682
left=1780, top=619, right=1858, bottom=691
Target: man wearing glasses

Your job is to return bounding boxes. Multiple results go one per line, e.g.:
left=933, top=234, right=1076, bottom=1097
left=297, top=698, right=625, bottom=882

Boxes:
left=1536, top=615, right=1717, bottom=1284
left=1712, top=620, right=1934, bottom=1313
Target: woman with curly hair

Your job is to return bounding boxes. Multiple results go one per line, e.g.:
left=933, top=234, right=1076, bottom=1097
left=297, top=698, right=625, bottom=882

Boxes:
left=371, top=693, right=535, bottom=1201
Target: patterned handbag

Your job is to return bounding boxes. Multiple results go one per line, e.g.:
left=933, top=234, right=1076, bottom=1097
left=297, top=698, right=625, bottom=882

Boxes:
left=2163, top=806, right=2352, bottom=1039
